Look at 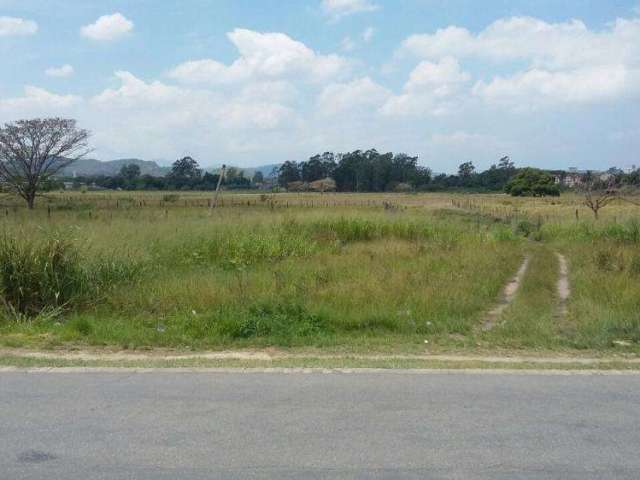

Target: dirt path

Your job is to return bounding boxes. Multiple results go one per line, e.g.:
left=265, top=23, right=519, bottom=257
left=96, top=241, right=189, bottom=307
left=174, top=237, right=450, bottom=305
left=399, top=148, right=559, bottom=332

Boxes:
left=556, top=253, right=570, bottom=317
left=479, top=255, right=530, bottom=332
left=0, top=348, right=638, bottom=365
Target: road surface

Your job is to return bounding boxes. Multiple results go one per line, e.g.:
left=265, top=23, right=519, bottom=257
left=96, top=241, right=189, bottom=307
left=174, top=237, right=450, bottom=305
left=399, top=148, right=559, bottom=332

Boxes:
left=1, top=370, right=639, bottom=479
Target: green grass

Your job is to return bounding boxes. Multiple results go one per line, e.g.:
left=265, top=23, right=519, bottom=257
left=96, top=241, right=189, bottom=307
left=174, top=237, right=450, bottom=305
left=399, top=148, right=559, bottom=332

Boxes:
left=0, top=191, right=638, bottom=355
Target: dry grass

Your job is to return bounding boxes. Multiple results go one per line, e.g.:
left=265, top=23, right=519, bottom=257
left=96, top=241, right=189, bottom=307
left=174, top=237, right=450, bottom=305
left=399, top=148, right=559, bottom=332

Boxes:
left=0, top=190, right=638, bottom=354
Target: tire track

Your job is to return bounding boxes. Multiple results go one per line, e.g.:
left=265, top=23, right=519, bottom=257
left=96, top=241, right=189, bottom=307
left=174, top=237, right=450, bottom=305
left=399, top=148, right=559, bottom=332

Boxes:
left=480, top=255, right=530, bottom=332
left=556, top=253, right=570, bottom=317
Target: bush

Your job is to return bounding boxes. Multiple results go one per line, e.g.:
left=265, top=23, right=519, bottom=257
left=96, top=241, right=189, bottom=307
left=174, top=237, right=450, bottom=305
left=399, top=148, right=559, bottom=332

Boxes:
left=505, top=168, right=560, bottom=197
left=0, top=235, right=84, bottom=316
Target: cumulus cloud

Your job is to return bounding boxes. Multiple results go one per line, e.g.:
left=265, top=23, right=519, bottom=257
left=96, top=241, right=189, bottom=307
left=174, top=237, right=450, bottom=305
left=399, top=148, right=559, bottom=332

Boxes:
left=169, top=28, right=349, bottom=85
left=381, top=57, right=470, bottom=115
left=321, top=0, right=379, bottom=21
left=0, top=86, right=81, bottom=112
left=0, top=16, right=37, bottom=36
left=318, top=77, right=390, bottom=115
left=86, top=70, right=296, bottom=156
left=91, top=71, right=188, bottom=108
left=473, top=65, right=633, bottom=108
left=400, top=15, right=640, bottom=107
left=401, top=16, right=640, bottom=68
left=80, top=13, right=133, bottom=41
left=45, top=64, right=74, bottom=78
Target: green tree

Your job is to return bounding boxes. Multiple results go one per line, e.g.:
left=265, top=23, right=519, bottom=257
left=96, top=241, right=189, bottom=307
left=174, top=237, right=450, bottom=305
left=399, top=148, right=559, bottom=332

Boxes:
left=458, top=161, right=476, bottom=178
left=167, top=156, right=201, bottom=189
left=505, top=168, right=560, bottom=197
left=277, top=161, right=300, bottom=187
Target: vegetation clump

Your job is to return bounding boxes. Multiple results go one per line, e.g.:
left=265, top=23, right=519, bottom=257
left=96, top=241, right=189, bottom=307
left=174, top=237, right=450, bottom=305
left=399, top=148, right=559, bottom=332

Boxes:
left=504, top=168, right=560, bottom=197
left=0, top=233, right=142, bottom=320
left=0, top=235, right=84, bottom=317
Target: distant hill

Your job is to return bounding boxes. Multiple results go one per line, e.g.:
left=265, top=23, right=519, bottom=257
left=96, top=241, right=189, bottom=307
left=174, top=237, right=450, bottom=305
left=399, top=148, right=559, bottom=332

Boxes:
left=59, top=159, right=170, bottom=177
left=58, top=158, right=281, bottom=179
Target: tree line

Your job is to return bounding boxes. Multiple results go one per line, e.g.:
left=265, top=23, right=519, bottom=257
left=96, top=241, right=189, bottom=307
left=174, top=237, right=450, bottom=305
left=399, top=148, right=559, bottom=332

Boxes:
left=277, top=150, right=432, bottom=192
left=2, top=117, right=639, bottom=209
left=278, top=151, right=525, bottom=193
left=68, top=157, right=260, bottom=191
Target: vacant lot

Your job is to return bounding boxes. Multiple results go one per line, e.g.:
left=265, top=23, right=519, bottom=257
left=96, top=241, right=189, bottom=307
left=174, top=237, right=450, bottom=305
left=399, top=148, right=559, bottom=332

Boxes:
left=0, top=191, right=638, bottom=354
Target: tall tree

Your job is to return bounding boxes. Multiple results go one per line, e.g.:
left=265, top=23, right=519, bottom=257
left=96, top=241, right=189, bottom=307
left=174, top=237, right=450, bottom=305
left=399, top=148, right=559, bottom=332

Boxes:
left=300, top=155, right=325, bottom=182
left=167, top=156, right=201, bottom=188
left=458, top=161, right=476, bottom=178
left=497, top=156, right=515, bottom=170
left=0, top=118, right=90, bottom=209
left=277, top=161, right=300, bottom=187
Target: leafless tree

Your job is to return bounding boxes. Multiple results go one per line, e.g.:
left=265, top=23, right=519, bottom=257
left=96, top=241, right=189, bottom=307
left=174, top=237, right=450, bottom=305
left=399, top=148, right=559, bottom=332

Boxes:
left=580, top=176, right=640, bottom=220
left=582, top=184, right=617, bottom=220
left=0, top=118, right=90, bottom=209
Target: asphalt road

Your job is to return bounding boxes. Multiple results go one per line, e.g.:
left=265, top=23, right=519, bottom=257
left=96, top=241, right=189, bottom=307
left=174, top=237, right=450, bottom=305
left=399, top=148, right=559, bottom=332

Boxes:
left=1, top=370, right=639, bottom=479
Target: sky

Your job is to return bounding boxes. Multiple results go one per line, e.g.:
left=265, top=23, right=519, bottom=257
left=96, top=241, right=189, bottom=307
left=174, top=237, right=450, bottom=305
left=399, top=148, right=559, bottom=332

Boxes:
left=1, top=0, right=639, bottom=172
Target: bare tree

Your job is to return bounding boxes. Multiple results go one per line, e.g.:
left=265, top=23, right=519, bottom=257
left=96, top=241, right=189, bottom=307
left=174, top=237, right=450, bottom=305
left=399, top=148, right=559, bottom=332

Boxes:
left=580, top=171, right=640, bottom=219
left=583, top=185, right=617, bottom=219
left=0, top=118, right=90, bottom=209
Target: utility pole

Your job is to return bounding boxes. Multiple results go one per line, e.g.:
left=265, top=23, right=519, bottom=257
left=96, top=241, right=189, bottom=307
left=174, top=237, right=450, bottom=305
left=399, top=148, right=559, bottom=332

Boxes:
left=210, top=164, right=226, bottom=211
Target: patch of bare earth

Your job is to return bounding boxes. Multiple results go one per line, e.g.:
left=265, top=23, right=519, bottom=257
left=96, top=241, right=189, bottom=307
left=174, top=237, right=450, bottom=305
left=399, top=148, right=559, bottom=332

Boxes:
left=0, top=348, right=638, bottom=366
left=556, top=253, right=570, bottom=317
left=479, top=255, right=530, bottom=332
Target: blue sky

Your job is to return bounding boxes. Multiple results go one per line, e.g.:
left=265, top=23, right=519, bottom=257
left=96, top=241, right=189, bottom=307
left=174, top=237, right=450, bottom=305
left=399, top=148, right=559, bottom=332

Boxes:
left=1, top=0, right=639, bottom=172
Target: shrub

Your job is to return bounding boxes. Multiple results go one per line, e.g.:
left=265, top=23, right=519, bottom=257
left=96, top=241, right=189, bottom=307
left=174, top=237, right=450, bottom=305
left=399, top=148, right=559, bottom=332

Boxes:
left=505, top=168, right=560, bottom=197
left=0, top=235, right=84, bottom=316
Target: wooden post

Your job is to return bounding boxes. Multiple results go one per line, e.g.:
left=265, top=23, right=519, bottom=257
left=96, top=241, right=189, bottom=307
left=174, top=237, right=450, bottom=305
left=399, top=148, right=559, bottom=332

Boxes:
left=210, top=164, right=226, bottom=212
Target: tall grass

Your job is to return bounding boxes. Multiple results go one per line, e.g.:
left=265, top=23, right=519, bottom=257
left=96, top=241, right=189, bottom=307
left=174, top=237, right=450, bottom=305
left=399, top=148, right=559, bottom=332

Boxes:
left=0, top=190, right=637, bottom=353
left=0, top=233, right=143, bottom=320
left=0, top=235, right=83, bottom=316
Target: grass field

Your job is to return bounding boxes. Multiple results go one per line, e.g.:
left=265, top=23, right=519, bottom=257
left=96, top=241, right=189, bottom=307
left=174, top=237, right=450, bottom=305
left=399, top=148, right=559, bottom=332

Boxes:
left=0, top=190, right=638, bottom=355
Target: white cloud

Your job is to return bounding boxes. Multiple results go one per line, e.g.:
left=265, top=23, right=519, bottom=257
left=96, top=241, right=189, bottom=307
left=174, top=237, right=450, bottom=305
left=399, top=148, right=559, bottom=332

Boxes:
left=169, top=29, right=349, bottom=84
left=430, top=131, right=501, bottom=148
left=80, top=13, right=133, bottom=41
left=400, top=15, right=640, bottom=107
left=473, top=65, right=633, bottom=108
left=91, top=71, right=186, bottom=108
left=381, top=57, right=470, bottom=115
left=318, top=77, right=390, bottom=115
left=362, top=27, right=375, bottom=42
left=215, top=102, right=295, bottom=130
left=87, top=71, right=296, bottom=155
left=0, top=16, right=37, bottom=36
left=0, top=86, right=81, bottom=111
left=322, top=0, right=379, bottom=21
left=45, top=64, right=74, bottom=78
left=401, top=17, right=640, bottom=69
